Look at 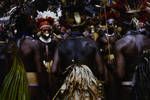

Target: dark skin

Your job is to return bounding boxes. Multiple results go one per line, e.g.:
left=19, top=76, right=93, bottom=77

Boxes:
left=115, top=33, right=150, bottom=79
left=19, top=37, right=49, bottom=100
left=97, top=28, right=119, bottom=68
left=115, top=32, right=150, bottom=100
left=20, top=37, right=41, bottom=72
left=52, top=37, right=103, bottom=77
left=97, top=31, right=119, bottom=100
left=50, top=36, right=104, bottom=98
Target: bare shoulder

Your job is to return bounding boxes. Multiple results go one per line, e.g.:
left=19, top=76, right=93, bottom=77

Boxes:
left=115, top=35, right=135, bottom=51
left=22, top=36, right=39, bottom=49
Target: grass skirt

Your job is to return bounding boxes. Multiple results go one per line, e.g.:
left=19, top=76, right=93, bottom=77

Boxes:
left=53, top=65, right=103, bottom=100
left=133, top=56, right=150, bottom=100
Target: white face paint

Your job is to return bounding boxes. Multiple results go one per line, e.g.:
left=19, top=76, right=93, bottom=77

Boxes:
left=45, top=33, right=50, bottom=37
left=41, top=26, right=52, bottom=38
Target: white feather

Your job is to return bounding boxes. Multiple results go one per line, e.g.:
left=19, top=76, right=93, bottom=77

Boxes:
left=36, top=10, right=59, bottom=21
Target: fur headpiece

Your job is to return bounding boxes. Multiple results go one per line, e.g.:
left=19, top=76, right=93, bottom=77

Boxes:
left=36, top=10, right=59, bottom=29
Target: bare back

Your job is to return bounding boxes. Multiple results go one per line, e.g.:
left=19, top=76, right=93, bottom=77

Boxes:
left=52, top=36, right=104, bottom=78
left=115, top=33, right=150, bottom=80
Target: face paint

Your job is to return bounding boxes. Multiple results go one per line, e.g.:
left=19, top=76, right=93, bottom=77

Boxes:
left=40, top=26, right=53, bottom=40
left=41, top=26, right=52, bottom=36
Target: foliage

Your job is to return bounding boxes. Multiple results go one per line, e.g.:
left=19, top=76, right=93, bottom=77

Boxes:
left=0, top=53, right=30, bottom=100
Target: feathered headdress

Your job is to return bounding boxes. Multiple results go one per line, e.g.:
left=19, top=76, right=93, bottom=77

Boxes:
left=124, top=0, right=147, bottom=13
left=35, top=10, right=59, bottom=29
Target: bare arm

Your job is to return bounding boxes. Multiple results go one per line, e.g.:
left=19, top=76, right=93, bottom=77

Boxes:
left=51, top=48, right=59, bottom=74
left=95, top=52, right=105, bottom=80
left=34, top=45, right=42, bottom=72
left=115, top=48, right=125, bottom=80
left=114, top=37, right=130, bottom=80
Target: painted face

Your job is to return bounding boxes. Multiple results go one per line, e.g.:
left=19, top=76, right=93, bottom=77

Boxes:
left=41, top=26, right=52, bottom=37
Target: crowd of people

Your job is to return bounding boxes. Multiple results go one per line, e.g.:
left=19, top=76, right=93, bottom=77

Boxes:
left=0, top=0, right=150, bottom=100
